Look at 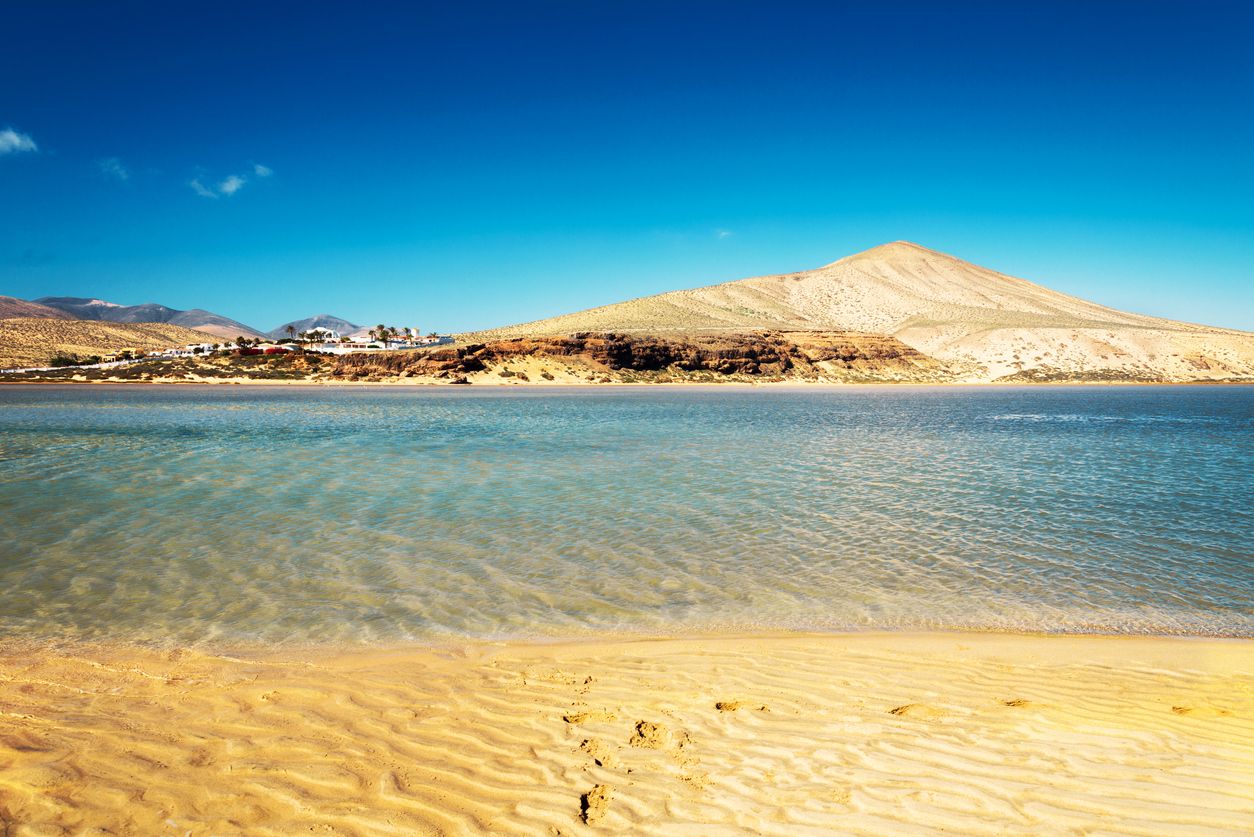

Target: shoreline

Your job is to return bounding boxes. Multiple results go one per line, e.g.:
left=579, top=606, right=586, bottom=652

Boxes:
left=3, top=630, right=1250, bottom=833
left=8, top=623, right=1253, bottom=660
left=3, top=377, right=1253, bottom=389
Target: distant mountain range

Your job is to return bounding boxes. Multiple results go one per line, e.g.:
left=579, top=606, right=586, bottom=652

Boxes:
left=10, top=296, right=365, bottom=343
left=0, top=295, right=73, bottom=320
left=265, top=315, right=360, bottom=340
left=34, top=297, right=267, bottom=340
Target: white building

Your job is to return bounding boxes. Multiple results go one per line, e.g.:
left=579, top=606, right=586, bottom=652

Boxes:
left=306, top=327, right=341, bottom=342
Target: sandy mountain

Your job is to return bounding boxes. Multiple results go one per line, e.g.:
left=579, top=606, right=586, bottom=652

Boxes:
left=465, top=241, right=1254, bottom=382
left=266, top=315, right=360, bottom=340
left=0, top=296, right=73, bottom=320
left=35, top=297, right=265, bottom=340
left=0, top=319, right=215, bottom=369
left=169, top=312, right=266, bottom=341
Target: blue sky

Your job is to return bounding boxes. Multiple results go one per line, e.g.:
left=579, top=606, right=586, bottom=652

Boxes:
left=2, top=1, right=1251, bottom=332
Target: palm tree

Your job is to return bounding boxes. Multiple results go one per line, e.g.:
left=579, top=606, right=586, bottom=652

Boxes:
left=285, top=324, right=296, bottom=342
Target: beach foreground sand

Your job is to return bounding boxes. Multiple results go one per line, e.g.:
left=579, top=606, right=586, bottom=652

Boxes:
left=1, top=633, right=1250, bottom=835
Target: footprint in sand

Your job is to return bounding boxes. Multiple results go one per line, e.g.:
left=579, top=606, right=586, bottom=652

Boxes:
left=1171, top=705, right=1231, bottom=718
left=1002, top=699, right=1042, bottom=709
left=715, top=700, right=770, bottom=713
left=186, top=747, right=215, bottom=767
left=580, top=783, right=611, bottom=824
left=579, top=738, right=616, bottom=767
left=563, top=709, right=617, bottom=724
left=629, top=720, right=670, bottom=749
left=888, top=703, right=947, bottom=720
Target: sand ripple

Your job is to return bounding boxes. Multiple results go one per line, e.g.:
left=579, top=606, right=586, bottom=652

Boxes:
left=1, top=633, right=1250, bottom=834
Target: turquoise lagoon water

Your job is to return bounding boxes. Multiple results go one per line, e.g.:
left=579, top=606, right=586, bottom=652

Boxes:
left=0, top=385, right=1250, bottom=647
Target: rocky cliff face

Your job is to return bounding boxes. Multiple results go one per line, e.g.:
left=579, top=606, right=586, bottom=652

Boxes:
left=330, top=331, right=949, bottom=383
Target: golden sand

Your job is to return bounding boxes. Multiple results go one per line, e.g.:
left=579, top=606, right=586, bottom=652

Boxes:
left=1, top=632, right=1251, bottom=834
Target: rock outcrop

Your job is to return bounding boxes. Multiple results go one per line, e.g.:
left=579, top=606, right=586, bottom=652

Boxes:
left=330, top=331, right=949, bottom=383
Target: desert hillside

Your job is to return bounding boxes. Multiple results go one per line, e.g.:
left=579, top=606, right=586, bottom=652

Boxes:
left=188, top=322, right=269, bottom=340
left=465, top=242, right=1254, bottom=382
left=0, top=318, right=212, bottom=369
left=0, top=295, right=72, bottom=320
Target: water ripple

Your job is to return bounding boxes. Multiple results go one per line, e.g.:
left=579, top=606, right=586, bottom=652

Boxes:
left=0, top=385, right=1250, bottom=646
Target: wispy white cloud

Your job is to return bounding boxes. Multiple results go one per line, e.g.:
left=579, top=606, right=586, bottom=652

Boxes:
left=189, top=177, right=218, bottom=198
left=190, top=173, right=247, bottom=198
left=190, top=162, right=271, bottom=198
left=218, top=174, right=246, bottom=195
left=717, top=229, right=734, bottom=239
left=0, top=128, right=38, bottom=155
left=98, top=157, right=129, bottom=181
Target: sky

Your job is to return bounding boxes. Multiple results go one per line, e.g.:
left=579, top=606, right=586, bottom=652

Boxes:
left=1, top=0, right=1252, bottom=333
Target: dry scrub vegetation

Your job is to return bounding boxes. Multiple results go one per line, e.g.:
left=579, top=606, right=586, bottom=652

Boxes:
left=0, top=319, right=210, bottom=368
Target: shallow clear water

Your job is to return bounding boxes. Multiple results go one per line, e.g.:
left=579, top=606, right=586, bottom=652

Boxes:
left=0, top=385, right=1250, bottom=646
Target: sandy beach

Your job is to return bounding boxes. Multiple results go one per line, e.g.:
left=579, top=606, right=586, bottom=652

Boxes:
left=1, top=632, right=1250, bottom=834
left=5, top=378, right=1251, bottom=389
left=6, top=5, right=1252, bottom=837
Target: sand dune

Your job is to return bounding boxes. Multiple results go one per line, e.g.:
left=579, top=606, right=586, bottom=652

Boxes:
left=1, top=632, right=1250, bottom=834
left=465, top=242, right=1254, bottom=382
left=0, top=318, right=211, bottom=368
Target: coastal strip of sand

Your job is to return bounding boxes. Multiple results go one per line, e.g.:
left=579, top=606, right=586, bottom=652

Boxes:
left=1, top=632, right=1250, bottom=835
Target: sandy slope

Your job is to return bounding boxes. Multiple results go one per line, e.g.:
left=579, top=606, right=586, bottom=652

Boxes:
left=0, top=318, right=211, bottom=368
left=186, top=322, right=268, bottom=340
left=465, top=242, right=1254, bottom=382
left=0, top=633, right=1250, bottom=834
